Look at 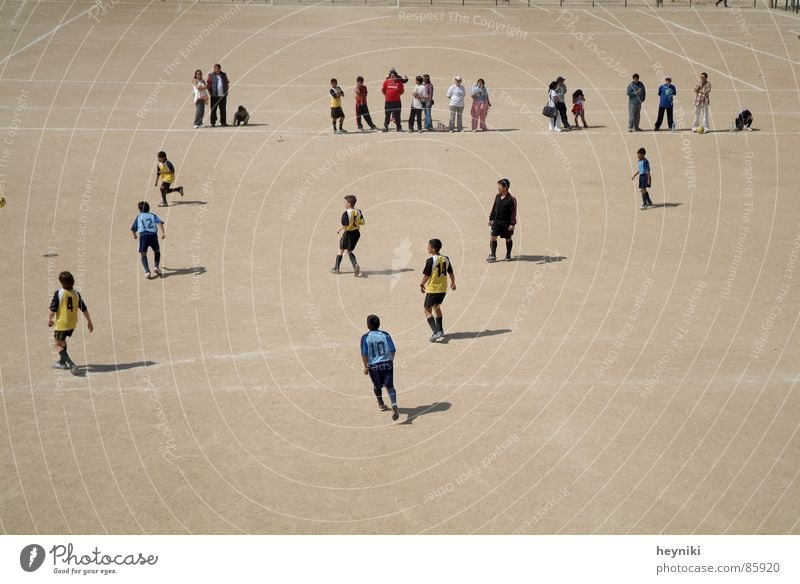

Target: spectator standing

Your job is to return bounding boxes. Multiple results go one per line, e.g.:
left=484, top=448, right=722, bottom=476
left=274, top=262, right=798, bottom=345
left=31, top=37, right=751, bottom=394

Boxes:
left=382, top=68, right=407, bottom=132
left=207, top=63, right=230, bottom=127
left=554, top=76, right=570, bottom=129
left=692, top=72, right=711, bottom=133
left=547, top=81, right=562, bottom=133
left=409, top=76, right=424, bottom=132
left=354, top=76, right=378, bottom=131
left=446, top=76, right=466, bottom=132
left=470, top=78, right=491, bottom=131
left=422, top=74, right=434, bottom=131
left=654, top=77, right=676, bottom=131
left=192, top=69, right=209, bottom=129
left=627, top=73, right=646, bottom=132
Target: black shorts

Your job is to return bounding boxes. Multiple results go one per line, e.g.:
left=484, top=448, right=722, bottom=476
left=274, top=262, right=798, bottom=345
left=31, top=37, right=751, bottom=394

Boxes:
left=639, top=174, right=650, bottom=189
left=424, top=292, right=446, bottom=309
left=491, top=221, right=514, bottom=239
left=139, top=232, right=160, bottom=253
left=339, top=230, right=360, bottom=251
left=54, top=329, right=74, bottom=341
left=368, top=361, right=394, bottom=390
left=331, top=107, right=345, bottom=119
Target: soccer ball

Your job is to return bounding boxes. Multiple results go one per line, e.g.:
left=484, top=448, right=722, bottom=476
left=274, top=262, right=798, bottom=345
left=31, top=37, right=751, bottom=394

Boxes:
left=697, top=127, right=705, bottom=134
left=0, top=195, right=6, bottom=208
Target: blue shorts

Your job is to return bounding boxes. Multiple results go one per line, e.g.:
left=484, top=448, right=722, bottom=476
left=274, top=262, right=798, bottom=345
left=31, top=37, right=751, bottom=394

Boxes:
left=368, top=361, right=394, bottom=390
left=138, top=232, right=159, bottom=253
left=639, top=174, right=650, bottom=189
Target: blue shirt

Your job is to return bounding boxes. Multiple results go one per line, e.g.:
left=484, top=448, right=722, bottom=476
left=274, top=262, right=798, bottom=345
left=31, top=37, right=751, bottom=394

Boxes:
left=131, top=212, right=163, bottom=234
left=360, top=330, right=396, bottom=366
left=638, top=158, right=650, bottom=176
left=658, top=83, right=676, bottom=108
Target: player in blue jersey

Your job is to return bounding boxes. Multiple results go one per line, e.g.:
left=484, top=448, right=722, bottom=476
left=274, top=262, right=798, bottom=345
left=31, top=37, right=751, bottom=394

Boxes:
left=131, top=201, right=166, bottom=279
left=360, top=314, right=399, bottom=420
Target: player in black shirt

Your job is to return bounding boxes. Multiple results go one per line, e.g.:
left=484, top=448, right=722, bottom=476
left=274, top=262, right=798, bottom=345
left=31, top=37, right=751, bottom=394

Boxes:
left=487, top=178, right=518, bottom=262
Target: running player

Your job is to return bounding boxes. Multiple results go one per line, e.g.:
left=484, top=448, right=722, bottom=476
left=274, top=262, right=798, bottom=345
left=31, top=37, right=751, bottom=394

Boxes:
left=155, top=151, right=183, bottom=207
left=48, top=271, right=94, bottom=374
left=360, top=314, right=399, bottom=420
left=487, top=178, right=518, bottom=262
left=332, top=195, right=365, bottom=276
left=420, top=238, right=456, bottom=342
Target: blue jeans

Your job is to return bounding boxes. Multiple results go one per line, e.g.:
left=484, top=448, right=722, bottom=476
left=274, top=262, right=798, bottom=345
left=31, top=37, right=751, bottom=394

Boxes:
left=423, top=104, right=432, bottom=129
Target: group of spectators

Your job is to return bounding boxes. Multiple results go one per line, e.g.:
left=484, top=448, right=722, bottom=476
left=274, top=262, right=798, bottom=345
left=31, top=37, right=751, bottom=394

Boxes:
left=191, top=64, right=230, bottom=128
left=624, top=71, right=713, bottom=133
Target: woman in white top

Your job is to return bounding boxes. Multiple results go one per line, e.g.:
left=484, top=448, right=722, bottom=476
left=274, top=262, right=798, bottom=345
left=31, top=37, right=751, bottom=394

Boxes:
left=547, top=80, right=562, bottom=132
left=192, top=69, right=209, bottom=128
left=409, top=75, right=425, bottom=132
left=446, top=75, right=466, bottom=132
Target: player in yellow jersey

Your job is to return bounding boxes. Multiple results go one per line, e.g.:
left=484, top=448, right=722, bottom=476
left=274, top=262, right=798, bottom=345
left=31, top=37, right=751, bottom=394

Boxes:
left=420, top=238, right=456, bottom=342
left=48, top=271, right=94, bottom=374
left=332, top=195, right=365, bottom=276
left=329, top=78, right=346, bottom=134
left=155, top=151, right=184, bottom=207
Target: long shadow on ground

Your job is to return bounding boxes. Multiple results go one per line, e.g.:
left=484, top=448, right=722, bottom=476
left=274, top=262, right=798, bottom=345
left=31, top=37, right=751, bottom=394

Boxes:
left=397, top=402, right=451, bottom=425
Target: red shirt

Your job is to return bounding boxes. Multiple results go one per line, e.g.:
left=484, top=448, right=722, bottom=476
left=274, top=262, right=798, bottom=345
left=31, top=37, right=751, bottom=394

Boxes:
left=355, top=85, right=368, bottom=106
left=382, top=78, right=405, bottom=102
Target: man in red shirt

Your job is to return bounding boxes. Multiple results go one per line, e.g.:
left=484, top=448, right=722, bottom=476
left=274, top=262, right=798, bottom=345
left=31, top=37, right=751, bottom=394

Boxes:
left=381, top=68, right=407, bottom=132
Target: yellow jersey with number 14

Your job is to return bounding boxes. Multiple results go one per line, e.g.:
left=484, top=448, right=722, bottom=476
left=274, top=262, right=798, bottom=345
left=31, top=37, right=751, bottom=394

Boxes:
left=424, top=254, right=453, bottom=294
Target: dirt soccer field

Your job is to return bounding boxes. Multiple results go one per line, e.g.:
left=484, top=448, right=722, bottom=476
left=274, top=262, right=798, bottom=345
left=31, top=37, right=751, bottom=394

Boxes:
left=0, top=1, right=798, bottom=535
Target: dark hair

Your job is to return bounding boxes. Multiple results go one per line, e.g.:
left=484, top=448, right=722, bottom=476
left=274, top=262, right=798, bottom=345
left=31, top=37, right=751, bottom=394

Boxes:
left=157, top=151, right=166, bottom=158
left=498, top=178, right=510, bottom=189
left=548, top=81, right=558, bottom=91
left=477, top=78, right=485, bottom=85
left=356, top=76, right=364, bottom=83
left=214, top=63, right=221, bottom=68
left=429, top=238, right=442, bottom=253
left=331, top=78, right=337, bottom=84
left=701, top=72, right=708, bottom=77
left=632, top=73, right=639, bottom=79
left=138, top=201, right=150, bottom=212
left=194, top=69, right=202, bottom=78
left=416, top=75, right=423, bottom=84
left=59, top=271, right=75, bottom=290
left=572, top=89, right=584, bottom=98
left=423, top=74, right=430, bottom=80
left=344, top=195, right=357, bottom=206
left=637, top=147, right=647, bottom=155
left=367, top=314, right=380, bottom=330
left=238, top=105, right=246, bottom=111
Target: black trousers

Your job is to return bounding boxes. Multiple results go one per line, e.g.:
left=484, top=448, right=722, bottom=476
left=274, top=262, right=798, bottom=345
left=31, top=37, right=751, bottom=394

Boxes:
left=210, top=94, right=227, bottom=126
left=384, top=101, right=402, bottom=129
left=655, top=106, right=674, bottom=130
left=356, top=104, right=376, bottom=128
left=556, top=101, right=570, bottom=128
left=408, top=107, right=422, bottom=130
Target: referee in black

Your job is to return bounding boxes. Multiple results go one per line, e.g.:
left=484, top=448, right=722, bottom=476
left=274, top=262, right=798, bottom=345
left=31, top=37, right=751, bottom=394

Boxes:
left=487, top=178, right=518, bottom=262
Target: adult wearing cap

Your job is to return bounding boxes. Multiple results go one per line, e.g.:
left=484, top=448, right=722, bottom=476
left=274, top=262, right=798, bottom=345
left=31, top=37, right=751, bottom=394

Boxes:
left=446, top=75, right=466, bottom=132
left=554, top=76, right=570, bottom=130
left=626, top=73, right=646, bottom=132
left=654, top=77, right=676, bottom=131
left=487, top=178, right=518, bottom=262
left=381, top=68, right=408, bottom=132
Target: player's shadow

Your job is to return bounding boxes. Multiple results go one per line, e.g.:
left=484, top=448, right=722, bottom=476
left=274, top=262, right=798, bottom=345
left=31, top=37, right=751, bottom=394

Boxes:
left=78, top=361, right=156, bottom=374
left=235, top=123, right=268, bottom=127
left=398, top=402, right=451, bottom=425
left=160, top=266, right=207, bottom=278
left=439, top=329, right=511, bottom=344
left=359, top=268, right=414, bottom=278
left=650, top=202, right=682, bottom=209
left=170, top=200, right=207, bottom=206
left=514, top=255, right=568, bottom=264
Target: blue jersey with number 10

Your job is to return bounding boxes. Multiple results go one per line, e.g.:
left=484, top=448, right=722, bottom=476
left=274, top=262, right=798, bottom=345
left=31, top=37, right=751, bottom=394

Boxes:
left=360, top=330, right=396, bottom=365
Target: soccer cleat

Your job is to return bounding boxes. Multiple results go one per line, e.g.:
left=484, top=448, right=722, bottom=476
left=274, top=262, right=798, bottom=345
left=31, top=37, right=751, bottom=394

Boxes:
left=52, top=361, right=69, bottom=370
left=330, top=268, right=339, bottom=274
left=486, top=255, right=497, bottom=262
left=70, top=365, right=81, bottom=376
left=378, top=402, right=390, bottom=412
left=391, top=405, right=399, bottom=421
left=144, top=271, right=152, bottom=279
left=429, top=333, right=438, bottom=343
left=641, top=204, right=647, bottom=210
left=178, top=187, right=184, bottom=197
left=505, top=256, right=513, bottom=262
left=382, top=127, right=389, bottom=133
left=158, top=202, right=168, bottom=207
left=353, top=264, right=360, bottom=277
left=433, top=330, right=444, bottom=341
left=153, top=267, right=161, bottom=277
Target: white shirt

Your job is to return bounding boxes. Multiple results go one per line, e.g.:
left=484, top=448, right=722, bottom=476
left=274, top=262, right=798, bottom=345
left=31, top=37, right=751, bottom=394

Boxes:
left=215, top=75, right=224, bottom=96
left=412, top=84, right=425, bottom=109
left=548, top=89, right=558, bottom=108
left=446, top=84, right=466, bottom=107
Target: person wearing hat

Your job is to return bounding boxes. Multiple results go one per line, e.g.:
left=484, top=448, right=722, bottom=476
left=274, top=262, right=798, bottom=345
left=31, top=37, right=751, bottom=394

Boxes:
left=381, top=68, right=408, bottom=132
left=654, top=77, right=677, bottom=131
left=487, top=178, right=518, bottom=262
left=446, top=75, right=466, bottom=132
left=626, top=73, right=646, bottom=132
left=554, top=76, right=570, bottom=130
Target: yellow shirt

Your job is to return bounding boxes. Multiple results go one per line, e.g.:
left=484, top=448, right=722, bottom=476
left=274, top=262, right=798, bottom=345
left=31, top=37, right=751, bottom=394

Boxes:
left=330, top=87, right=343, bottom=108
left=343, top=208, right=365, bottom=232
left=50, top=289, right=85, bottom=331
left=158, top=161, right=174, bottom=183
left=424, top=255, right=453, bottom=294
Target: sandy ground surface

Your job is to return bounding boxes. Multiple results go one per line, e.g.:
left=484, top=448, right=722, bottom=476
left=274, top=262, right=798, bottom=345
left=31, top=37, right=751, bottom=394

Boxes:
left=0, top=1, right=798, bottom=534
